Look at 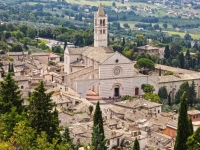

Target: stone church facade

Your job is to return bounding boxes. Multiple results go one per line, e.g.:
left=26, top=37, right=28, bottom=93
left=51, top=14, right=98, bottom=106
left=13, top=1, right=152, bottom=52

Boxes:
left=64, top=4, right=142, bottom=98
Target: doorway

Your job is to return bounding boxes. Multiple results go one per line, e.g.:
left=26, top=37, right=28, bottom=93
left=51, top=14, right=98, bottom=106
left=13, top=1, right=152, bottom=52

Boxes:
left=135, top=87, right=139, bottom=95
left=114, top=87, right=119, bottom=97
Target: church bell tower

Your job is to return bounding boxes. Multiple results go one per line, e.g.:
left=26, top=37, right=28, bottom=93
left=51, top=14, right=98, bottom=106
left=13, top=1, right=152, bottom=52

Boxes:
left=94, top=4, right=108, bottom=47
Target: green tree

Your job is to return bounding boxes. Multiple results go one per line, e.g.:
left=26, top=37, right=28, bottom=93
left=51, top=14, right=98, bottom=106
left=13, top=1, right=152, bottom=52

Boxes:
left=187, top=126, right=200, bottom=150
left=164, top=45, right=170, bottom=59
left=91, top=124, right=107, bottom=150
left=122, top=37, right=125, bottom=46
left=178, top=52, right=185, bottom=69
left=185, top=49, right=190, bottom=61
left=144, top=93, right=161, bottom=103
left=91, top=101, right=106, bottom=149
left=93, top=101, right=104, bottom=138
left=141, top=84, right=155, bottom=93
left=158, top=86, right=168, bottom=99
left=27, top=81, right=60, bottom=142
left=0, top=107, right=26, bottom=139
left=13, top=121, right=36, bottom=149
left=188, top=118, right=193, bottom=136
left=159, top=67, right=161, bottom=76
left=88, top=105, right=94, bottom=115
left=174, top=92, right=190, bottom=150
left=168, top=92, right=171, bottom=106
left=175, top=81, right=190, bottom=104
left=62, top=126, right=75, bottom=149
left=0, top=73, right=23, bottom=114
left=189, top=80, right=196, bottom=106
left=133, top=138, right=140, bottom=150
left=134, top=58, right=155, bottom=74
left=163, top=23, right=167, bottom=28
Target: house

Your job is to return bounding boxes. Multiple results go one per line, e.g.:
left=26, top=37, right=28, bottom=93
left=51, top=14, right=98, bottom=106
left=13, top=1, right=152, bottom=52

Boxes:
left=163, top=121, right=177, bottom=138
left=31, top=53, right=49, bottom=65
left=7, top=52, right=28, bottom=61
left=188, top=110, right=200, bottom=121
left=106, top=130, right=123, bottom=150
left=114, top=98, right=162, bottom=116
left=137, top=45, right=164, bottom=57
left=48, top=53, right=60, bottom=63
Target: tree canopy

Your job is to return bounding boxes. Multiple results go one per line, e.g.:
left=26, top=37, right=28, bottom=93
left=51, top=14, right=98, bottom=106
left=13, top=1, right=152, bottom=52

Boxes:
left=134, top=58, right=155, bottom=74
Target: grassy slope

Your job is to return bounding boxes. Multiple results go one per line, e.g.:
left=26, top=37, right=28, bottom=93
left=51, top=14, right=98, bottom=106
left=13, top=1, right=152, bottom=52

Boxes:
left=166, top=31, right=200, bottom=39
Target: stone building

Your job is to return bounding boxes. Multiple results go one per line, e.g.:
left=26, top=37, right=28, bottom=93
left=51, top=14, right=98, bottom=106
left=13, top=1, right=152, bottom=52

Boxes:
left=64, top=4, right=155, bottom=99
left=63, top=3, right=200, bottom=100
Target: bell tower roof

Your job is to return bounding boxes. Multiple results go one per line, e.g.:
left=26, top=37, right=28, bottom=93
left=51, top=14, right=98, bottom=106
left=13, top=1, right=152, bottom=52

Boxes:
left=97, top=3, right=105, bottom=16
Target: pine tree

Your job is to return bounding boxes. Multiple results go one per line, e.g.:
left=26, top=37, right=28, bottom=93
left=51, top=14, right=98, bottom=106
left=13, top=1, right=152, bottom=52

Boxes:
left=188, top=118, right=193, bottom=136
left=0, top=73, right=23, bottom=114
left=133, top=138, right=140, bottom=150
left=27, top=81, right=60, bottom=142
left=174, top=92, right=190, bottom=150
left=91, top=124, right=107, bottom=150
left=164, top=45, right=170, bottom=59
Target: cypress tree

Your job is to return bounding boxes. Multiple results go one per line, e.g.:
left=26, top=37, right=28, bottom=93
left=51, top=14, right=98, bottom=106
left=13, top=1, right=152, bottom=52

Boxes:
left=185, top=49, right=190, bottom=60
left=0, top=73, right=23, bottom=114
left=164, top=45, right=170, bottom=59
left=133, top=138, right=140, bottom=150
left=91, top=124, right=107, bottom=150
left=122, top=37, right=125, bottom=47
left=27, top=81, right=60, bottom=142
left=168, top=92, right=171, bottom=106
left=91, top=101, right=106, bottom=149
left=8, top=63, right=11, bottom=72
left=159, top=67, right=161, bottom=76
left=178, top=52, right=185, bottom=69
left=189, top=80, right=196, bottom=107
left=188, top=118, right=194, bottom=136
left=174, top=92, right=190, bottom=150
left=93, top=101, right=104, bottom=138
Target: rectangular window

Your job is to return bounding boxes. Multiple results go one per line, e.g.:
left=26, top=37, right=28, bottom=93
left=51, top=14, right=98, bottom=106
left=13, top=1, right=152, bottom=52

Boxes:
left=100, top=30, right=102, bottom=34
left=103, top=30, right=105, bottom=34
left=170, top=130, right=172, bottom=136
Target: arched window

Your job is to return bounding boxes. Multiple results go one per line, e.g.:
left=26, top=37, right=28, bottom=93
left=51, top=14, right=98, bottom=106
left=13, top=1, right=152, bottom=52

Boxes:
left=103, top=19, right=105, bottom=26
left=100, top=19, right=102, bottom=26
left=21, top=86, right=24, bottom=89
